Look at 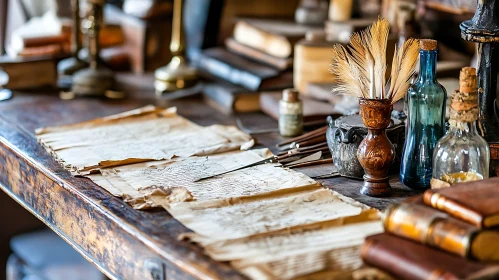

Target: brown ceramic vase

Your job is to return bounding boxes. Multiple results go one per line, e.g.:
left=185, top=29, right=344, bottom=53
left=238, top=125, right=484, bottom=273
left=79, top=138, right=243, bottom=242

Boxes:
left=357, top=98, right=395, bottom=197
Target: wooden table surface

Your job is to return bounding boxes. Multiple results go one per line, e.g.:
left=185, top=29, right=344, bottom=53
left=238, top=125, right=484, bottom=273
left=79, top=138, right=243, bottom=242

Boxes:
left=0, top=73, right=420, bottom=280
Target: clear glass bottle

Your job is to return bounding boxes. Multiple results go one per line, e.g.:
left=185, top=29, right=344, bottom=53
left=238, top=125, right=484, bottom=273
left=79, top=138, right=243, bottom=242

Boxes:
left=279, top=88, right=303, bottom=137
left=400, top=39, right=447, bottom=189
left=433, top=67, right=489, bottom=185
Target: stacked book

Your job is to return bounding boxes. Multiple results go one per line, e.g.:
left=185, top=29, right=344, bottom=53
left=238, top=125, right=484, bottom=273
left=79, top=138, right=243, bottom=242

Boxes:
left=362, top=177, right=499, bottom=279
left=7, top=12, right=124, bottom=60
left=199, top=18, right=321, bottom=114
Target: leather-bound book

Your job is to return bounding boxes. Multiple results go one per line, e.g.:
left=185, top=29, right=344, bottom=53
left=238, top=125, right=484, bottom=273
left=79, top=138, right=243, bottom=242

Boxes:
left=362, top=233, right=499, bottom=280
left=203, top=82, right=260, bottom=114
left=10, top=34, right=68, bottom=55
left=0, top=55, right=57, bottom=90
left=384, top=196, right=499, bottom=261
left=232, top=18, right=322, bottom=58
left=423, top=177, right=499, bottom=229
left=197, top=48, right=293, bottom=91
left=17, top=44, right=64, bottom=57
left=225, top=38, right=293, bottom=71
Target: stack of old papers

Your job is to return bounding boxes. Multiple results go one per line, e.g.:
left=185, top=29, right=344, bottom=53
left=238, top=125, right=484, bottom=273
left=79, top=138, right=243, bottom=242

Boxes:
left=36, top=106, right=383, bottom=280
left=36, top=106, right=254, bottom=175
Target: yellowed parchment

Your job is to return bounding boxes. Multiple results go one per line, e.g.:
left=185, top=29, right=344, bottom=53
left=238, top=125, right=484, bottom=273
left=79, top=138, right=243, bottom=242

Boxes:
left=161, top=189, right=371, bottom=242
left=36, top=106, right=254, bottom=174
left=225, top=221, right=382, bottom=280
left=92, top=149, right=321, bottom=209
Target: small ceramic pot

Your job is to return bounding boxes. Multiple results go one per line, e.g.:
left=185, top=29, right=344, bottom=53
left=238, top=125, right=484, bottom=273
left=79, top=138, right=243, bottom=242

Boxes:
left=326, top=113, right=405, bottom=180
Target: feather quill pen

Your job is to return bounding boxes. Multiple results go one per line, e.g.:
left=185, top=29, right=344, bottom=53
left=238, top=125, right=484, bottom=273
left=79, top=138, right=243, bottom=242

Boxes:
left=387, top=38, right=419, bottom=103
left=330, top=18, right=419, bottom=104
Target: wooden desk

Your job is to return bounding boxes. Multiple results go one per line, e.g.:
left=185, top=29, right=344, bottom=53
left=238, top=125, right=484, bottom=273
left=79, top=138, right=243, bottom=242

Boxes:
left=0, top=74, right=419, bottom=279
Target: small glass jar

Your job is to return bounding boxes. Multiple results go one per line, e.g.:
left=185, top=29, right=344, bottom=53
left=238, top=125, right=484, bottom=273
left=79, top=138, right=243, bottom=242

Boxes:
left=432, top=67, right=490, bottom=185
left=279, top=88, right=303, bottom=137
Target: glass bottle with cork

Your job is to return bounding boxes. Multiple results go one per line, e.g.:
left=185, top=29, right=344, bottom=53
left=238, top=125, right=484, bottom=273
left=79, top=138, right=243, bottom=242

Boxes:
left=432, top=67, right=490, bottom=186
left=279, top=88, right=303, bottom=137
left=400, top=39, right=447, bottom=189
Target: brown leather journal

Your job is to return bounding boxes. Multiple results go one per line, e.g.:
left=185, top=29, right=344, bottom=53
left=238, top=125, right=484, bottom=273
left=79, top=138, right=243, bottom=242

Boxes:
left=362, top=233, right=499, bottom=280
left=424, top=177, right=499, bottom=228
left=384, top=196, right=499, bottom=261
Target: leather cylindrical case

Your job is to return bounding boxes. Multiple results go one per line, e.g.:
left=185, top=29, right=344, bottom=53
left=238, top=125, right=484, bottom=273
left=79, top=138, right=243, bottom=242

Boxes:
left=384, top=203, right=478, bottom=257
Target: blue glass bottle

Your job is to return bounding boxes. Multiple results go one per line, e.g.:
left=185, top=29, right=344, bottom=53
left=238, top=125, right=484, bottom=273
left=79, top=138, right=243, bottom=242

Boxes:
left=400, top=40, right=446, bottom=189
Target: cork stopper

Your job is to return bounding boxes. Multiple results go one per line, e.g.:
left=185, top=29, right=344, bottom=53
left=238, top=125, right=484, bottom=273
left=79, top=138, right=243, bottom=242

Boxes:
left=419, top=39, right=437, bottom=51
left=459, top=67, right=477, bottom=93
left=282, top=88, right=300, bottom=102
left=449, top=67, right=479, bottom=123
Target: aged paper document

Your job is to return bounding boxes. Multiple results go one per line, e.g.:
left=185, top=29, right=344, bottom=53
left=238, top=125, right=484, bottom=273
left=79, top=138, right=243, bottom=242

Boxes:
left=93, top=149, right=321, bottom=209
left=203, top=220, right=382, bottom=280
left=36, top=106, right=253, bottom=174
left=162, top=189, right=370, bottom=242
left=86, top=173, right=194, bottom=209
left=180, top=201, right=381, bottom=280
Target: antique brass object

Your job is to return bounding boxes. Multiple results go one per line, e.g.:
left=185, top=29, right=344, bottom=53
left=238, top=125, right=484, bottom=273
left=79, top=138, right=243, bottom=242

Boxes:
left=63, top=0, right=123, bottom=99
left=154, top=0, right=197, bottom=94
left=57, top=0, right=88, bottom=80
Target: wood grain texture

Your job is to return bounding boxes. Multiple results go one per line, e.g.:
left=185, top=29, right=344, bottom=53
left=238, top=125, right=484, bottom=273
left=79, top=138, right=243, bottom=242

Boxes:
left=0, top=73, right=420, bottom=279
left=357, top=99, right=395, bottom=197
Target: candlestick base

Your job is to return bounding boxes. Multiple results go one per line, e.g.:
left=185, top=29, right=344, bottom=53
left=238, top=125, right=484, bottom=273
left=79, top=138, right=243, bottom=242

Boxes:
left=62, top=67, right=124, bottom=99
left=154, top=56, right=198, bottom=93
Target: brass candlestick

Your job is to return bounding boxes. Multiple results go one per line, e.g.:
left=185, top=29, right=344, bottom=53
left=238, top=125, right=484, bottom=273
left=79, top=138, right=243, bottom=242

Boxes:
left=58, top=0, right=88, bottom=78
left=62, top=0, right=122, bottom=99
left=154, top=0, right=198, bottom=94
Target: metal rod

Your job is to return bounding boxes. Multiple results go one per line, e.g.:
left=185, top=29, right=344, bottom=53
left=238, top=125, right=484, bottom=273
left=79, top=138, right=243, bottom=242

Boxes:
left=170, top=0, right=185, bottom=56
